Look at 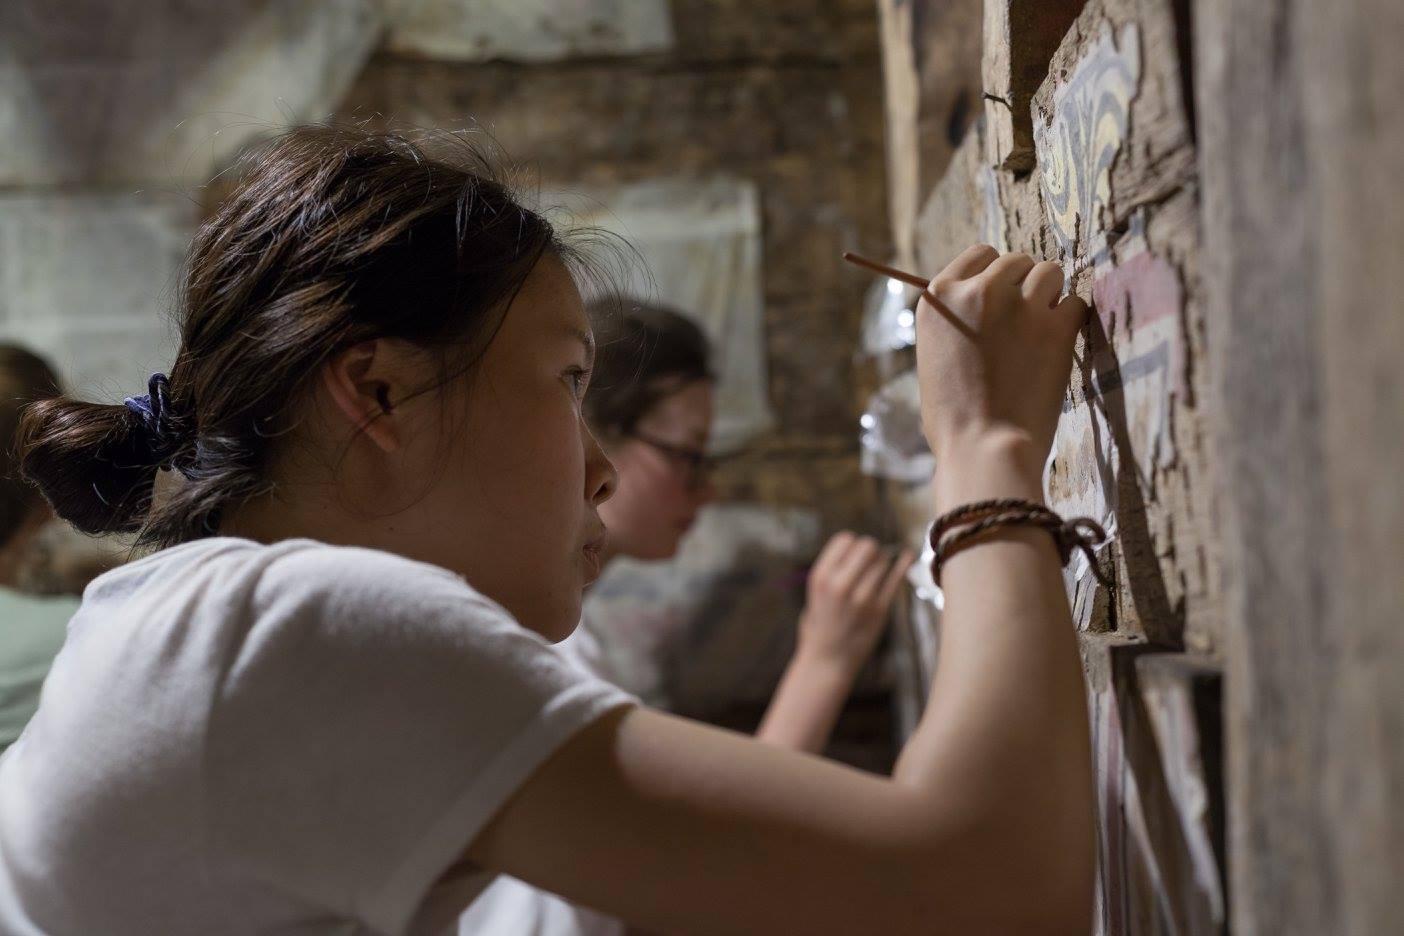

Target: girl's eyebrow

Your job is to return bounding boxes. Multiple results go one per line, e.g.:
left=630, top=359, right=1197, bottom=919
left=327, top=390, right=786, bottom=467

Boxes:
left=566, top=326, right=596, bottom=366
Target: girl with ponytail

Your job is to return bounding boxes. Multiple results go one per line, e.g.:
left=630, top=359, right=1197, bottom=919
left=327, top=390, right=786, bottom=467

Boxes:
left=3, top=125, right=1096, bottom=935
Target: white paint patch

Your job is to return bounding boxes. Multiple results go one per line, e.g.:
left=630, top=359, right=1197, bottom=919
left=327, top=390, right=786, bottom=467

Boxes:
left=1046, top=386, right=1119, bottom=628
left=978, top=163, right=1009, bottom=251
left=386, top=0, right=673, bottom=62
left=859, top=369, right=934, bottom=483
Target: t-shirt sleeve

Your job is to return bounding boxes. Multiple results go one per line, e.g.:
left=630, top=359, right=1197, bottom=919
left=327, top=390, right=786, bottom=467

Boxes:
left=203, top=545, right=635, bottom=934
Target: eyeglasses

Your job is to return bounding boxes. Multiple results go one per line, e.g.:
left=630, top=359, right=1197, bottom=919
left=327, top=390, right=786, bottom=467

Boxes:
left=628, top=431, right=717, bottom=491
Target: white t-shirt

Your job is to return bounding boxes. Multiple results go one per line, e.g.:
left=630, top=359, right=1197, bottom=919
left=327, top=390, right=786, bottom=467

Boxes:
left=459, top=612, right=625, bottom=936
left=0, top=537, right=635, bottom=935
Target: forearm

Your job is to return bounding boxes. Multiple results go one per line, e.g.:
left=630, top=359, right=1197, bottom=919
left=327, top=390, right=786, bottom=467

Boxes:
left=755, top=651, right=857, bottom=754
left=893, top=430, right=1094, bottom=880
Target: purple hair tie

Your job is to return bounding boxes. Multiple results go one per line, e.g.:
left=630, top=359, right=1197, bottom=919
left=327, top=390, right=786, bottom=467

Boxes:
left=123, top=372, right=191, bottom=474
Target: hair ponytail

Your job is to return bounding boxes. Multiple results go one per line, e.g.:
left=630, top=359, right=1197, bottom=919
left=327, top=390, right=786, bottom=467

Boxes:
left=16, top=397, right=162, bottom=536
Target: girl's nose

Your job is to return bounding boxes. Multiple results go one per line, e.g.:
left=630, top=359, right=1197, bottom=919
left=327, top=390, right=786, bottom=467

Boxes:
left=585, top=425, right=618, bottom=505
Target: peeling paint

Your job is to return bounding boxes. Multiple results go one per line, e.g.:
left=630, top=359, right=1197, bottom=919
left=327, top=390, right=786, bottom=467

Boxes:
left=1034, top=21, right=1143, bottom=268
left=1091, top=236, right=1184, bottom=485
left=978, top=163, right=1009, bottom=249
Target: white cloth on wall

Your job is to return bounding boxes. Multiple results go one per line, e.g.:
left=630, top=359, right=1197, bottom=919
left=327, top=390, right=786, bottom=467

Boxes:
left=0, top=537, right=634, bottom=935
left=550, top=176, right=775, bottom=452
left=387, top=0, right=673, bottom=62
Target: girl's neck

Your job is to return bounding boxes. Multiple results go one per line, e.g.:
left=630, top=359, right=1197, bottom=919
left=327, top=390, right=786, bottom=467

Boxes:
left=220, top=486, right=368, bottom=551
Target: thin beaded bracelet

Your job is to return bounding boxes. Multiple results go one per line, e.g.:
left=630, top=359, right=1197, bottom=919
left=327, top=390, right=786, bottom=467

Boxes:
left=929, top=497, right=1111, bottom=586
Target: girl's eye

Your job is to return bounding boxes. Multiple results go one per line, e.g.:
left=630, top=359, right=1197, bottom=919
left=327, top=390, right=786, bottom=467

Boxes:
left=567, top=367, right=590, bottom=399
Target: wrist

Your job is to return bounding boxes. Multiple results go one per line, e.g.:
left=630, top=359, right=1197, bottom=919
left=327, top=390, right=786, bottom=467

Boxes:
left=791, top=637, right=866, bottom=682
left=932, top=428, right=1046, bottom=513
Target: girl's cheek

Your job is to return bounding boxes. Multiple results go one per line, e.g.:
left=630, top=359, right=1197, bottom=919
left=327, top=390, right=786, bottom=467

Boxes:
left=663, top=473, right=694, bottom=508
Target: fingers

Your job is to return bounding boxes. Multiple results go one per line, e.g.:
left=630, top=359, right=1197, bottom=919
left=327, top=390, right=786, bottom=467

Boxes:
left=852, top=547, right=915, bottom=610
left=849, top=547, right=894, bottom=608
left=1022, top=260, right=1066, bottom=308
left=983, top=252, right=1037, bottom=285
left=811, top=531, right=856, bottom=579
left=875, top=549, right=915, bottom=609
left=937, top=243, right=1000, bottom=282
left=829, top=536, right=881, bottom=592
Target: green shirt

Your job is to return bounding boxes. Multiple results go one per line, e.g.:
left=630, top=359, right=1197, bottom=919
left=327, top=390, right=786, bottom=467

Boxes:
left=0, top=587, right=76, bottom=752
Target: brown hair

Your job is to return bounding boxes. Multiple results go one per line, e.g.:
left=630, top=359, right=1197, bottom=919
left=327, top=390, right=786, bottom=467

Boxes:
left=1, top=344, right=62, bottom=548
left=583, top=298, right=713, bottom=441
left=18, top=125, right=588, bottom=549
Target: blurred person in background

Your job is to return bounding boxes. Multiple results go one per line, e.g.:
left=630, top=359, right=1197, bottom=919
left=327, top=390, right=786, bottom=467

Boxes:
left=0, top=344, right=77, bottom=753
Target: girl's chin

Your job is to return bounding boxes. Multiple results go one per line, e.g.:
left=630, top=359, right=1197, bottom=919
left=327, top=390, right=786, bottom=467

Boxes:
left=549, top=602, right=585, bottom=643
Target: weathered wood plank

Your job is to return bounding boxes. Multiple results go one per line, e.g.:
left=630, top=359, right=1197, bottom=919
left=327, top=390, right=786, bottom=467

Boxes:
left=1197, top=0, right=1404, bottom=932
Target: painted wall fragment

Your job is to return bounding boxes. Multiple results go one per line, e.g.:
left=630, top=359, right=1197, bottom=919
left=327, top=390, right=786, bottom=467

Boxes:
left=1033, top=21, right=1142, bottom=265
left=1046, top=387, right=1118, bottom=629
left=1047, top=227, right=1187, bottom=623
left=1089, top=229, right=1185, bottom=485
left=1089, top=641, right=1198, bottom=936
left=978, top=163, right=1009, bottom=250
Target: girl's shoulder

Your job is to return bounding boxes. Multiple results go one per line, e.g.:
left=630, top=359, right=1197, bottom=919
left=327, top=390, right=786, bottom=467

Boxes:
left=249, top=538, right=524, bottom=637
left=71, top=536, right=533, bottom=670
left=95, top=535, right=507, bottom=623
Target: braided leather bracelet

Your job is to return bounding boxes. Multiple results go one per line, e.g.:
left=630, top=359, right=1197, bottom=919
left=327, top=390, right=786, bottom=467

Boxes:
left=929, top=497, right=1111, bottom=586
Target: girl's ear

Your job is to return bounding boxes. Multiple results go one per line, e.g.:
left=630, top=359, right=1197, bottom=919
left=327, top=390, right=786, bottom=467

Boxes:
left=320, top=340, right=401, bottom=454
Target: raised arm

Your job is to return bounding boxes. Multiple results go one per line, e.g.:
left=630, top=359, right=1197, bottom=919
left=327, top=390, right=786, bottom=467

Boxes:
left=755, top=532, right=912, bottom=754
left=469, top=245, right=1096, bottom=935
